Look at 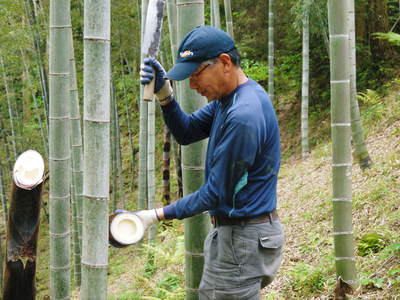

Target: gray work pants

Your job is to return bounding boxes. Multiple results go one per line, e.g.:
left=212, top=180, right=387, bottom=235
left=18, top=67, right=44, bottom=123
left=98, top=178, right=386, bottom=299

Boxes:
left=199, top=220, right=284, bottom=300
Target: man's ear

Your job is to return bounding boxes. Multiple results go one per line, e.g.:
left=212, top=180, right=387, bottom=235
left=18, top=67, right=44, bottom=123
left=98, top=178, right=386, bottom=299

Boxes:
left=219, top=53, right=232, bottom=72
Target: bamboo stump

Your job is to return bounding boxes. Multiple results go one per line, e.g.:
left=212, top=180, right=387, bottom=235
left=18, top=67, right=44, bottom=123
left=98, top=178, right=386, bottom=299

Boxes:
left=3, top=150, right=44, bottom=300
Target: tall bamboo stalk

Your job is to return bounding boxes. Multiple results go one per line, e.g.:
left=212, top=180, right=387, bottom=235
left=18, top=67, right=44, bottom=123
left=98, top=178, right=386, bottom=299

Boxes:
left=114, top=94, right=125, bottom=208
left=138, top=0, right=150, bottom=210
left=268, top=0, right=275, bottom=103
left=22, top=0, right=50, bottom=118
left=0, top=167, right=7, bottom=226
left=348, top=0, right=372, bottom=170
left=301, top=5, right=310, bottom=158
left=81, top=0, right=110, bottom=297
left=223, top=0, right=234, bottom=39
left=176, top=1, right=210, bottom=299
left=0, top=56, right=18, bottom=161
left=211, top=0, right=221, bottom=29
left=49, top=0, right=71, bottom=297
left=69, top=27, right=83, bottom=287
left=147, top=96, right=157, bottom=241
left=166, top=0, right=184, bottom=198
left=20, top=49, right=49, bottom=157
left=328, top=0, right=358, bottom=292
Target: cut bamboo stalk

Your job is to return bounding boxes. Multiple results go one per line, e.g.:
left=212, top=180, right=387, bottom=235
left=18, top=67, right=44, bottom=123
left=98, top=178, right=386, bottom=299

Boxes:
left=3, top=150, right=44, bottom=300
left=109, top=212, right=145, bottom=247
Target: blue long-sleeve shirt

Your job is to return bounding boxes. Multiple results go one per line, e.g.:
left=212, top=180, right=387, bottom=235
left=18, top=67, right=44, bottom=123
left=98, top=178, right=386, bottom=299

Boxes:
left=162, top=78, right=280, bottom=219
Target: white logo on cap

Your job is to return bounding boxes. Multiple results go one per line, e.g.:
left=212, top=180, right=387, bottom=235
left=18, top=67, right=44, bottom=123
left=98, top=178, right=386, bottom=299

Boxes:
left=180, top=50, right=194, bottom=58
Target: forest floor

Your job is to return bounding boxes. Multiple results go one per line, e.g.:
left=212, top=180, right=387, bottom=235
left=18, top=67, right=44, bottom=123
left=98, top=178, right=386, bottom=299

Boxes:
left=32, top=79, right=400, bottom=299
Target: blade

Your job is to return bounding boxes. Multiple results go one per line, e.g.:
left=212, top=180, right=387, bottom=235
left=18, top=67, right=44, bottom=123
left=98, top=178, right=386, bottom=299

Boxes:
left=142, top=0, right=165, bottom=58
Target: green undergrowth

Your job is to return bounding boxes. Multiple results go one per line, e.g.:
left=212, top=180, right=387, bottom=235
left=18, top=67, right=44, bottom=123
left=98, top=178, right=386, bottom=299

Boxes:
left=22, top=78, right=400, bottom=299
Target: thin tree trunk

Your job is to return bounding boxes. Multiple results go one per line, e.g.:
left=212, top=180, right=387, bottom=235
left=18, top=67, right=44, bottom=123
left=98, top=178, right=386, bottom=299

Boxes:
left=348, top=0, right=372, bottom=170
left=0, top=56, right=18, bottom=161
left=223, top=0, right=234, bottom=39
left=328, top=0, right=358, bottom=294
left=69, top=27, right=83, bottom=288
left=49, top=0, right=71, bottom=297
left=301, top=7, right=310, bottom=158
left=138, top=0, right=150, bottom=211
left=176, top=1, right=210, bottom=299
left=268, top=0, right=275, bottom=103
left=81, top=0, right=111, bottom=297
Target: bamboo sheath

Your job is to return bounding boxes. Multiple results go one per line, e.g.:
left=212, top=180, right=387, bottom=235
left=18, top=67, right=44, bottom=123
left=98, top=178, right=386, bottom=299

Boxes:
left=328, top=0, right=357, bottom=288
left=176, top=1, right=211, bottom=299
left=3, top=181, right=43, bottom=300
left=49, top=0, right=71, bottom=298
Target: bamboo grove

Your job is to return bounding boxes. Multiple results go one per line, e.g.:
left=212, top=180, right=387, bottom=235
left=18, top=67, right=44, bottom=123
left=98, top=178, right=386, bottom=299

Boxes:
left=0, top=0, right=399, bottom=298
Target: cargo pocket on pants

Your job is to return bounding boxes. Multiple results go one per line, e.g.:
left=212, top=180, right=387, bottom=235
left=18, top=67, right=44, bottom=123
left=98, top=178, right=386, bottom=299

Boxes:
left=258, top=233, right=284, bottom=288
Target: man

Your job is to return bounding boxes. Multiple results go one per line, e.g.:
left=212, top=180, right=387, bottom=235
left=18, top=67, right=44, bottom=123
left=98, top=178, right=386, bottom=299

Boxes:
left=138, top=26, right=284, bottom=299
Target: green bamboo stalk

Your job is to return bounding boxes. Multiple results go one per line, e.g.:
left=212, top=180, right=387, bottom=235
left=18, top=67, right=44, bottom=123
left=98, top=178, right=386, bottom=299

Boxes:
left=110, top=81, right=117, bottom=211
left=0, top=56, right=18, bottom=161
left=69, top=27, right=83, bottom=287
left=211, top=0, right=221, bottom=29
left=114, top=93, right=125, bottom=208
left=138, top=0, right=150, bottom=211
left=49, top=0, right=71, bottom=297
left=268, top=0, right=275, bottom=103
left=147, top=97, right=157, bottom=241
left=0, top=166, right=7, bottom=226
left=20, top=49, right=49, bottom=158
left=119, top=53, right=136, bottom=192
left=81, top=0, right=111, bottom=297
left=223, top=0, right=234, bottom=39
left=348, top=0, right=372, bottom=170
left=176, top=1, right=210, bottom=299
left=22, top=0, right=50, bottom=119
left=301, top=4, right=310, bottom=158
left=166, top=0, right=184, bottom=198
left=328, top=0, right=358, bottom=291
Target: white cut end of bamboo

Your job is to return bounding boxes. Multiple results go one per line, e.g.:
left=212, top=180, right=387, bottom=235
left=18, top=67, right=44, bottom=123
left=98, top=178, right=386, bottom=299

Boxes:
left=13, top=149, right=44, bottom=190
left=110, top=212, right=145, bottom=246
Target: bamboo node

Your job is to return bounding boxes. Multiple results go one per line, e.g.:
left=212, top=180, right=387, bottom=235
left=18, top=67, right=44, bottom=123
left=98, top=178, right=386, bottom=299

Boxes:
left=185, top=250, right=204, bottom=257
left=83, top=36, right=111, bottom=42
left=49, top=25, right=72, bottom=29
left=176, top=1, right=204, bottom=6
left=335, top=257, right=356, bottom=261
left=331, top=123, right=351, bottom=127
left=332, top=198, right=352, bottom=203
left=333, top=231, right=354, bottom=235
left=50, top=264, right=70, bottom=270
left=50, top=230, right=71, bottom=238
left=81, top=260, right=108, bottom=268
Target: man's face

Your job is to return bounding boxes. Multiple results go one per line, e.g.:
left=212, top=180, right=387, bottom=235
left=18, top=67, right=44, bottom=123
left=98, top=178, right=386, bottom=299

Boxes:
left=189, top=59, right=226, bottom=101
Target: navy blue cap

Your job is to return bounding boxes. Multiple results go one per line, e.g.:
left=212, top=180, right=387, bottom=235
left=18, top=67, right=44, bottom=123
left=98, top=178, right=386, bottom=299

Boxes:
left=165, top=26, right=235, bottom=81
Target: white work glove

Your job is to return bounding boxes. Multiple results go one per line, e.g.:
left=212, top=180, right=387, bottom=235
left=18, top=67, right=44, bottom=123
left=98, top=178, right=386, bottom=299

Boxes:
left=140, top=58, right=173, bottom=103
left=134, top=209, right=160, bottom=229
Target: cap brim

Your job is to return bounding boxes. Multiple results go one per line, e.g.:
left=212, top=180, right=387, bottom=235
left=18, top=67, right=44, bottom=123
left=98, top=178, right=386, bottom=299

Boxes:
left=165, top=61, right=201, bottom=81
